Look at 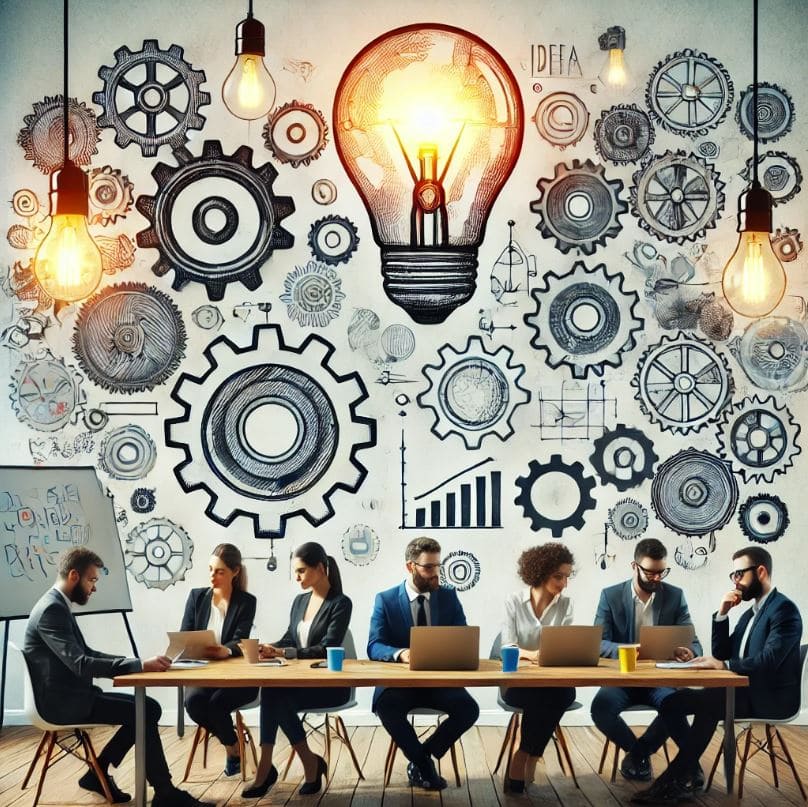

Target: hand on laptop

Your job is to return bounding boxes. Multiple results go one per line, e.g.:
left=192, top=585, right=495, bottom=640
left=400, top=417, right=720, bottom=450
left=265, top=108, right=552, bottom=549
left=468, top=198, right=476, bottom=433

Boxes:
left=143, top=655, right=172, bottom=672
left=679, top=655, right=727, bottom=670
left=259, top=644, right=282, bottom=660
left=399, top=649, right=411, bottom=663
left=522, top=649, right=539, bottom=664
left=672, top=646, right=694, bottom=662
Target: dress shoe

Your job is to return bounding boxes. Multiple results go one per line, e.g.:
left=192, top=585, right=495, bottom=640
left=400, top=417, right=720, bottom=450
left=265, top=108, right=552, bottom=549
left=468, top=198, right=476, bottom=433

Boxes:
left=241, top=764, right=278, bottom=798
left=152, top=786, right=215, bottom=806
left=503, top=772, right=525, bottom=793
left=631, top=776, right=695, bottom=804
left=689, top=763, right=705, bottom=792
left=621, top=750, right=653, bottom=782
left=78, top=768, right=131, bottom=803
left=299, top=755, right=327, bottom=795
left=223, top=754, right=241, bottom=777
left=407, top=760, right=448, bottom=791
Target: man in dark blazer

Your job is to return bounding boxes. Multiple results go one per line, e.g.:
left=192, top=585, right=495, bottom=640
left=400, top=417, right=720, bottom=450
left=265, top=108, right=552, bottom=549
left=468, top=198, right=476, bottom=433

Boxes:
left=632, top=545, right=803, bottom=804
left=592, top=538, right=702, bottom=782
left=368, top=536, right=480, bottom=791
left=24, top=547, right=211, bottom=807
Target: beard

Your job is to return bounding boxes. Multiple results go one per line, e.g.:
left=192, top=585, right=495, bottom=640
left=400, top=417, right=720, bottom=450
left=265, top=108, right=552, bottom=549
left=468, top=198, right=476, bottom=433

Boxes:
left=738, top=575, right=763, bottom=601
left=636, top=570, right=662, bottom=594
left=411, top=571, right=439, bottom=593
left=70, top=586, right=89, bottom=605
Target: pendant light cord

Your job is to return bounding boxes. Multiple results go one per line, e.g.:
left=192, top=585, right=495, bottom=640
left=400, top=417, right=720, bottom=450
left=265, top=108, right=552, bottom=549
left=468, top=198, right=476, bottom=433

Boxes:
left=752, top=0, right=759, bottom=184
left=248, top=0, right=254, bottom=17
left=63, top=0, right=69, bottom=165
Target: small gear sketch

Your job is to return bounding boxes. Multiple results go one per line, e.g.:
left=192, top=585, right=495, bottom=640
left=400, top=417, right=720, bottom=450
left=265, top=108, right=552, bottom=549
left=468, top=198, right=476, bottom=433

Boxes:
left=632, top=331, right=734, bottom=434
left=716, top=395, right=801, bottom=484
left=308, top=215, right=359, bottom=265
left=17, top=95, right=100, bottom=173
left=10, top=354, right=86, bottom=432
left=341, top=524, right=379, bottom=566
left=771, top=227, right=802, bottom=262
left=738, top=494, right=789, bottom=544
left=263, top=100, right=328, bottom=167
left=741, top=151, right=802, bottom=206
left=439, top=550, right=481, bottom=592
left=312, top=179, right=337, bottom=205
left=532, top=93, right=589, bottom=149
left=88, top=166, right=134, bottom=226
left=631, top=150, right=725, bottom=244
left=131, top=487, right=157, bottom=514
left=125, top=517, right=193, bottom=590
left=608, top=498, right=649, bottom=540
left=524, top=261, right=642, bottom=379
left=280, top=261, right=345, bottom=327
left=736, top=83, right=794, bottom=144
left=698, top=141, right=719, bottom=159
left=99, top=425, right=157, bottom=480
left=674, top=536, right=711, bottom=571
left=593, top=104, right=655, bottom=165
left=530, top=159, right=627, bottom=255
left=646, top=49, right=733, bottom=137
left=514, top=454, right=597, bottom=537
left=590, top=423, right=658, bottom=491
left=93, top=40, right=210, bottom=157
left=651, top=449, right=738, bottom=537
left=191, top=304, right=224, bottom=331
left=416, top=336, right=530, bottom=450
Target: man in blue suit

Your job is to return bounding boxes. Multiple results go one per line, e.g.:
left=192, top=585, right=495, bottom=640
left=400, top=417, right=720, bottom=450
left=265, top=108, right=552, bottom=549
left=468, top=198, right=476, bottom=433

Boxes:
left=592, top=538, right=702, bottom=782
left=368, top=536, right=480, bottom=790
left=632, top=545, right=803, bottom=804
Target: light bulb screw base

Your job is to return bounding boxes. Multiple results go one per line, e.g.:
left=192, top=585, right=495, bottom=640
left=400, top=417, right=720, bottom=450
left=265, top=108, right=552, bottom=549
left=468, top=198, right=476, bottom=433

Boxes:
left=736, top=182, right=773, bottom=234
left=598, top=26, right=626, bottom=51
left=381, top=248, right=478, bottom=325
left=235, top=15, right=266, bottom=56
left=50, top=160, right=89, bottom=217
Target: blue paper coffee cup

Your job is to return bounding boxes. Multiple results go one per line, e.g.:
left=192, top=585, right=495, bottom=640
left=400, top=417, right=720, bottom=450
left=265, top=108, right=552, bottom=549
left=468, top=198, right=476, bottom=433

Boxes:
left=501, top=645, right=519, bottom=672
left=327, top=646, right=345, bottom=672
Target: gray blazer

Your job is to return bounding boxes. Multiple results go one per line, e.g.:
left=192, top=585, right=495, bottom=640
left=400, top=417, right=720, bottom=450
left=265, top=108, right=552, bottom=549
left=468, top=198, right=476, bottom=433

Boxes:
left=23, top=587, right=141, bottom=724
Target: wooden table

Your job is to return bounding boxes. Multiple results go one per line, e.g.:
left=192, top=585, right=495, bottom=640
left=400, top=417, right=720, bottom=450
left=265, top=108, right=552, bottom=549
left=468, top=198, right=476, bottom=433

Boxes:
left=115, top=658, right=748, bottom=807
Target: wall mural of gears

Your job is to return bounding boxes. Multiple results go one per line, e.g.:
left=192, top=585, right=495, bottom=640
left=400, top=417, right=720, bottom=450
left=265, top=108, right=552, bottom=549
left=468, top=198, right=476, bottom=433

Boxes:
left=646, top=49, right=733, bottom=137
left=514, top=454, right=597, bottom=536
left=590, top=423, right=658, bottom=491
left=263, top=100, right=328, bottom=167
left=674, top=536, right=711, bottom=571
left=10, top=354, right=86, bottom=432
left=608, top=498, right=649, bottom=540
left=416, top=335, right=530, bottom=449
left=772, top=227, right=802, bottom=263
left=136, top=140, right=295, bottom=300
left=165, top=324, right=377, bottom=538
left=439, top=550, right=481, bottom=592
left=125, top=517, right=193, bottom=590
left=651, top=448, right=738, bottom=536
left=73, top=283, right=186, bottom=393
left=131, top=487, right=157, bottom=514
left=738, top=494, right=789, bottom=544
left=524, top=261, right=642, bottom=379
left=532, top=92, right=589, bottom=149
left=530, top=159, right=627, bottom=255
left=728, top=317, right=808, bottom=392
left=741, top=151, right=802, bottom=206
left=593, top=104, right=655, bottom=165
left=99, top=424, right=157, bottom=480
left=716, top=395, right=801, bottom=483
left=88, top=166, right=134, bottom=226
left=279, top=261, right=345, bottom=328
left=308, top=215, right=359, bottom=265
left=736, top=83, right=794, bottom=144
left=341, top=524, right=380, bottom=566
left=93, top=40, right=210, bottom=156
left=631, top=150, right=725, bottom=243
left=632, top=331, right=734, bottom=434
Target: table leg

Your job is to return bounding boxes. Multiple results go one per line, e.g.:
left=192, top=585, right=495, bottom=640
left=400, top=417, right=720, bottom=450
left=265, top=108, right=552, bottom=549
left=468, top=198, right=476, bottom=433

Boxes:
left=723, top=687, right=735, bottom=795
left=135, top=686, right=146, bottom=807
left=177, top=685, right=185, bottom=737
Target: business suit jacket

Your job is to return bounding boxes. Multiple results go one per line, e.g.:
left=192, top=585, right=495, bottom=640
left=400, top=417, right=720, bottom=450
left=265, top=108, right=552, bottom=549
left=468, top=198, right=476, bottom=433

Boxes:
left=180, top=586, right=256, bottom=657
left=273, top=589, right=352, bottom=659
left=23, top=587, right=141, bottom=724
left=712, top=588, right=802, bottom=718
left=595, top=579, right=702, bottom=659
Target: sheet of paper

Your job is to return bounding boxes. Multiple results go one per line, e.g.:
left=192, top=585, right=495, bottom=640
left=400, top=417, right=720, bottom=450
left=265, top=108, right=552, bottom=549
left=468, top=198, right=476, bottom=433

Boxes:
left=165, top=630, right=218, bottom=660
left=655, top=660, right=700, bottom=669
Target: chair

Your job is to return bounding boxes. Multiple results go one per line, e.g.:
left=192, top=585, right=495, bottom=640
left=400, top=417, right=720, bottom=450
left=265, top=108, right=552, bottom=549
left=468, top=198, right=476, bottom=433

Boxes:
left=11, top=642, right=115, bottom=807
left=281, top=630, right=365, bottom=782
left=489, top=634, right=581, bottom=788
left=597, top=704, right=671, bottom=782
left=705, top=643, right=808, bottom=800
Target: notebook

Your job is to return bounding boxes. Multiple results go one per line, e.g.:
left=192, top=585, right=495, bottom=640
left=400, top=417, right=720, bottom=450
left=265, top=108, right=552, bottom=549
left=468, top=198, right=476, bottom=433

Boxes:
left=409, top=626, right=480, bottom=671
left=538, top=625, right=603, bottom=667
left=638, top=625, right=696, bottom=660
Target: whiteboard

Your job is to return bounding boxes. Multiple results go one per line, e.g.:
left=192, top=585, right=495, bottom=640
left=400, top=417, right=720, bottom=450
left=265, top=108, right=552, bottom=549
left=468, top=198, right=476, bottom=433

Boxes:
left=0, top=466, right=132, bottom=619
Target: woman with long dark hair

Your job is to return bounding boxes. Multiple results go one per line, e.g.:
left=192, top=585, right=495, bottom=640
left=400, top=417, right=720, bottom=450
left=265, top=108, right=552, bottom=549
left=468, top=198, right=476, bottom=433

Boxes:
left=243, top=542, right=351, bottom=798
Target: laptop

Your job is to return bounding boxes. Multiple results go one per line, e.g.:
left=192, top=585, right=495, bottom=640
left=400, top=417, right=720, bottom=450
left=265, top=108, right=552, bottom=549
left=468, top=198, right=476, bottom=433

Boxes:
left=409, top=626, right=480, bottom=671
left=639, top=625, right=696, bottom=660
left=538, top=625, right=602, bottom=667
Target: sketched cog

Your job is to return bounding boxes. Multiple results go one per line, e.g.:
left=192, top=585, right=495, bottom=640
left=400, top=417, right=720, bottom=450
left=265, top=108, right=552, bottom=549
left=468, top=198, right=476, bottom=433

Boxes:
left=737, top=83, right=794, bottom=144
left=590, top=423, right=658, bottom=491
left=308, top=215, right=359, bottom=265
left=738, top=494, right=789, bottom=544
left=136, top=140, right=295, bottom=301
left=530, top=159, right=627, bottom=255
left=593, top=104, right=655, bottom=165
left=125, top=518, right=193, bottom=590
left=263, top=101, right=328, bottom=167
left=741, top=151, right=802, bottom=207
left=633, top=331, right=733, bottom=434
left=524, top=261, right=642, bottom=379
left=165, top=324, right=377, bottom=539
left=716, top=395, right=801, bottom=484
left=88, top=166, right=134, bottom=225
left=10, top=354, right=85, bottom=432
left=417, top=335, right=530, bottom=449
left=608, top=498, right=649, bottom=540
left=514, top=454, right=597, bottom=537
left=93, top=40, right=210, bottom=156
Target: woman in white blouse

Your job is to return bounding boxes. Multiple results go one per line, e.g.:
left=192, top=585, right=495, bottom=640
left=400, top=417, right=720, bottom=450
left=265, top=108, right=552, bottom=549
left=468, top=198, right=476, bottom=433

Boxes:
left=500, top=543, right=576, bottom=793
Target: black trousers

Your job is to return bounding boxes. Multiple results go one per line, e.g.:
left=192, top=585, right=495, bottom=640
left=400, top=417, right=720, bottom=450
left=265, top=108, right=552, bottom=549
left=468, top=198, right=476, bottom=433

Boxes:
left=87, top=692, right=172, bottom=791
left=259, top=686, right=351, bottom=745
left=184, top=686, right=258, bottom=747
left=374, top=687, right=479, bottom=768
left=501, top=686, right=576, bottom=757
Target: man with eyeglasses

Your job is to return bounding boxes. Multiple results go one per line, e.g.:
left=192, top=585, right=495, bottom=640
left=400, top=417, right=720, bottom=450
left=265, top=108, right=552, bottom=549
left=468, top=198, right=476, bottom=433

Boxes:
left=591, top=538, right=702, bottom=784
left=367, top=536, right=479, bottom=790
left=632, top=545, right=802, bottom=805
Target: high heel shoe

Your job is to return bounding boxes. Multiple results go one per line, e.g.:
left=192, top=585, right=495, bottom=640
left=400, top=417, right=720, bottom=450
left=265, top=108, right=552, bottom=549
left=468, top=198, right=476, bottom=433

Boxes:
left=503, top=772, right=525, bottom=794
left=241, top=764, right=278, bottom=798
left=299, top=755, right=327, bottom=795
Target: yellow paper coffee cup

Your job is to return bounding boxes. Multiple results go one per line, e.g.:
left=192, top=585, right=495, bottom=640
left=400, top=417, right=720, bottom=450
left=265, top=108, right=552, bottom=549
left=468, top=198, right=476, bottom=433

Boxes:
left=618, top=644, right=640, bottom=673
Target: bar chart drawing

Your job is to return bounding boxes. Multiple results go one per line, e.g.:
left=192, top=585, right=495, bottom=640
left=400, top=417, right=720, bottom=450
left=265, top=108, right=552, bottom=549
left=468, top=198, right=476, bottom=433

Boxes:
left=399, top=431, right=503, bottom=530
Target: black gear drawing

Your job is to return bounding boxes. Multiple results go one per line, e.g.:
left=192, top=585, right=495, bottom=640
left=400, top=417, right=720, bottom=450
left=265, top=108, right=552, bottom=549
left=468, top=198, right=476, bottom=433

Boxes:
left=136, top=140, right=295, bottom=301
left=93, top=40, right=210, bottom=157
left=738, top=494, right=789, bottom=544
left=263, top=101, right=328, bottom=167
left=131, top=487, right=157, bottom=514
left=514, top=454, right=597, bottom=537
left=593, top=104, right=655, bottom=165
left=590, top=423, right=658, bottom=491
left=608, top=498, right=649, bottom=540
left=736, top=83, right=794, bottom=144
left=308, top=215, right=359, bottom=265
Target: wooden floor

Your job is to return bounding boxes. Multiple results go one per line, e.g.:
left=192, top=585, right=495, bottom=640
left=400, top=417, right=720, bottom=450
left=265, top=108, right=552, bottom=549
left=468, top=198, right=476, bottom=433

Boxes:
left=1, top=722, right=806, bottom=806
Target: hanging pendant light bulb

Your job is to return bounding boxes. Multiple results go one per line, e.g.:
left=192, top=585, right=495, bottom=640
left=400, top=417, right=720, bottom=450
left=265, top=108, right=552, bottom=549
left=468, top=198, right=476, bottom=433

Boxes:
left=721, top=0, right=786, bottom=318
left=33, top=0, right=102, bottom=304
left=598, top=26, right=631, bottom=93
left=222, top=0, right=276, bottom=120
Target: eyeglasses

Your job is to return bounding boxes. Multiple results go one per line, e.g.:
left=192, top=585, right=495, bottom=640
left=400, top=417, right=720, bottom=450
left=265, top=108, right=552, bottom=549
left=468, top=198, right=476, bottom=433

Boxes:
left=413, top=562, right=442, bottom=572
left=729, top=565, right=757, bottom=581
left=634, top=562, right=670, bottom=580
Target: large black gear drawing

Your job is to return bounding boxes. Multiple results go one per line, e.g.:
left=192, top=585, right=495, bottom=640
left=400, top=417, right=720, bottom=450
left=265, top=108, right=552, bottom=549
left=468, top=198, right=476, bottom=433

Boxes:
left=593, top=104, right=655, bottom=165
left=736, top=83, right=794, bottom=144
left=590, top=423, right=658, bottom=491
left=93, top=40, right=210, bottom=157
left=165, top=324, right=377, bottom=539
left=738, top=494, right=789, bottom=544
left=136, top=140, right=295, bottom=301
left=514, top=454, right=597, bottom=537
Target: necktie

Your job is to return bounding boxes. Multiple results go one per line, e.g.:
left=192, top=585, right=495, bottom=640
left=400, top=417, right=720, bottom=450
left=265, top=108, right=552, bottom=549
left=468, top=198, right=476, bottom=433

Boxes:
left=416, top=595, right=427, bottom=626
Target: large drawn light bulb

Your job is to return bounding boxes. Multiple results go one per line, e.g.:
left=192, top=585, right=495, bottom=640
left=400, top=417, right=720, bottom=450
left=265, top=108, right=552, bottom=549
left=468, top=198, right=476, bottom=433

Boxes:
left=333, top=24, right=523, bottom=324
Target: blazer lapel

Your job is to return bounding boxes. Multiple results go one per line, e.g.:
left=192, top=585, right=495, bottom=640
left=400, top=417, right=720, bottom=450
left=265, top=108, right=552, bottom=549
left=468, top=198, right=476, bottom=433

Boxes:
left=734, top=608, right=755, bottom=655
left=621, top=581, right=635, bottom=643
left=198, top=589, right=212, bottom=630
left=397, top=583, right=413, bottom=630
left=746, top=588, right=777, bottom=651
left=652, top=584, right=664, bottom=625
left=221, top=590, right=239, bottom=643
left=430, top=588, right=441, bottom=626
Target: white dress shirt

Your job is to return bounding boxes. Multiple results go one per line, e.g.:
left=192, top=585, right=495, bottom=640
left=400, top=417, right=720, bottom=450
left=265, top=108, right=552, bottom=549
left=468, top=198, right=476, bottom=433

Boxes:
left=633, top=589, right=656, bottom=640
left=501, top=589, right=574, bottom=650
left=206, top=600, right=226, bottom=644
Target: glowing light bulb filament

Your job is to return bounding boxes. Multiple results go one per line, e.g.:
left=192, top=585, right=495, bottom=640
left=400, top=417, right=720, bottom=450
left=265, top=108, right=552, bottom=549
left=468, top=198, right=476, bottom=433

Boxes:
left=606, top=48, right=627, bottom=87
left=740, top=234, right=766, bottom=305
left=412, top=145, right=448, bottom=247
left=238, top=56, right=261, bottom=108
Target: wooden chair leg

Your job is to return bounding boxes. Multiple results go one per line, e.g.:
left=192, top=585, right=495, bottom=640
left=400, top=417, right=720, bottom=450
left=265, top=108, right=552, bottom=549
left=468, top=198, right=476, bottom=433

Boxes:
left=182, top=725, right=204, bottom=782
left=324, top=714, right=332, bottom=769
left=31, top=731, right=57, bottom=807
left=662, top=740, right=670, bottom=764
left=610, top=743, right=619, bottom=783
left=448, top=741, right=461, bottom=787
left=706, top=740, right=723, bottom=792
left=775, top=728, right=808, bottom=801
left=335, top=716, right=365, bottom=779
left=202, top=728, right=210, bottom=768
left=738, top=726, right=752, bottom=799
left=552, top=732, right=566, bottom=775
left=506, top=713, right=520, bottom=778
left=384, top=739, right=399, bottom=787
left=281, top=747, right=297, bottom=781
left=22, top=731, right=50, bottom=789
left=555, top=725, right=579, bottom=789
left=81, top=731, right=114, bottom=804
left=764, top=724, right=779, bottom=788
left=493, top=713, right=517, bottom=775
left=235, top=711, right=247, bottom=781
left=597, top=737, right=610, bottom=775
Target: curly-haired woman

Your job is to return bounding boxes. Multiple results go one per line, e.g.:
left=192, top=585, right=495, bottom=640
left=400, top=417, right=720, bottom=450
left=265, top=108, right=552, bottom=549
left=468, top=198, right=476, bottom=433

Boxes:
left=500, top=542, right=577, bottom=792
